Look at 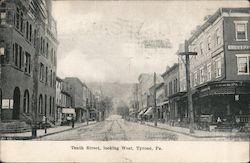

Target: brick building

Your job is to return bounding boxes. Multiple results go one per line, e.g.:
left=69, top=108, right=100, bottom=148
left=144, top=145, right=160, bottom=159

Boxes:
left=0, top=0, right=58, bottom=128
left=180, top=8, right=250, bottom=127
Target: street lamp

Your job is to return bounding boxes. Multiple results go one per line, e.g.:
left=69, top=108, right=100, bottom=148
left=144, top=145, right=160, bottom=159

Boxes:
left=178, top=40, right=197, bottom=133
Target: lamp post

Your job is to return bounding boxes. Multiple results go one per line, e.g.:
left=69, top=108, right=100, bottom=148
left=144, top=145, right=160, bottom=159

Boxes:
left=179, top=40, right=197, bottom=133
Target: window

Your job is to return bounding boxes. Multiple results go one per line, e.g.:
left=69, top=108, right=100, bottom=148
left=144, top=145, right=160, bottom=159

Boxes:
left=40, top=63, right=44, bottom=81
left=25, top=21, right=29, bottom=40
left=200, top=42, right=203, bottom=55
left=236, top=54, right=250, bottom=75
left=194, top=71, right=198, bottom=87
left=15, top=8, right=20, bottom=29
left=207, top=36, right=211, bottom=50
left=13, top=43, right=22, bottom=69
left=0, top=47, right=5, bottom=64
left=46, top=42, right=48, bottom=58
left=23, top=90, right=29, bottom=113
left=215, top=57, right=222, bottom=78
left=45, top=66, right=48, bottom=84
left=24, top=52, right=31, bottom=74
left=44, top=95, right=47, bottom=115
left=215, top=29, right=221, bottom=45
left=199, top=67, right=205, bottom=84
left=15, top=8, right=23, bottom=33
left=0, top=11, right=6, bottom=25
left=49, top=96, right=52, bottom=115
left=39, top=95, right=43, bottom=114
left=50, top=69, right=53, bottom=86
left=207, top=63, right=211, bottom=81
left=18, top=46, right=22, bottom=69
left=174, top=79, right=178, bottom=93
left=169, top=81, right=172, bottom=95
left=29, top=24, right=32, bottom=42
left=235, top=21, right=248, bottom=41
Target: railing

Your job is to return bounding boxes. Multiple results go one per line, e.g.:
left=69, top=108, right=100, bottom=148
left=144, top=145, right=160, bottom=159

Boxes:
left=235, top=115, right=250, bottom=123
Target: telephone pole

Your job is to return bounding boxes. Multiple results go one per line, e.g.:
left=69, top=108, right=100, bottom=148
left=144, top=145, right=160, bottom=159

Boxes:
left=153, top=72, right=157, bottom=127
left=179, top=40, right=197, bottom=133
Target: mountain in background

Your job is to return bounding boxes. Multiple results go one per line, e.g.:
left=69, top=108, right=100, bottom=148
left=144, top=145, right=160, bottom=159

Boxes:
left=87, top=82, right=135, bottom=106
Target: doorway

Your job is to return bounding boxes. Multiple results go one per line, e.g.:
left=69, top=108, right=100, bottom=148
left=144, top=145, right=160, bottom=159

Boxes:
left=13, top=87, right=20, bottom=119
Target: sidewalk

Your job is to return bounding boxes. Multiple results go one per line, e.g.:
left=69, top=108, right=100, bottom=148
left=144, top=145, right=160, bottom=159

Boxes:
left=0, top=121, right=96, bottom=140
left=142, top=121, right=250, bottom=139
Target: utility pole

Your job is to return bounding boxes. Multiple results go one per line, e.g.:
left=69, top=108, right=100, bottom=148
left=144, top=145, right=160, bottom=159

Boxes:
left=179, top=40, right=197, bottom=133
left=153, top=72, right=157, bottom=126
left=31, top=23, right=39, bottom=137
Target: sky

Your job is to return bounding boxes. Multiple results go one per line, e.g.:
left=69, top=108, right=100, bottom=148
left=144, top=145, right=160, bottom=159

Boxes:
left=52, top=0, right=248, bottom=83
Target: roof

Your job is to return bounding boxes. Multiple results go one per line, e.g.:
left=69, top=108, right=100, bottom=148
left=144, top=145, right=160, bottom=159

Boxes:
left=161, top=63, right=179, bottom=77
left=188, top=8, right=250, bottom=44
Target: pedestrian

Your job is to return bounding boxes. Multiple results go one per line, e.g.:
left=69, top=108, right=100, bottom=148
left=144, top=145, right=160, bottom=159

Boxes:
left=71, top=116, right=75, bottom=128
left=42, top=115, right=47, bottom=134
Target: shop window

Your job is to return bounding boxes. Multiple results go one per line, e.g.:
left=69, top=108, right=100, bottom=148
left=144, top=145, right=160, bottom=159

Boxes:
left=236, top=54, right=250, bottom=75
left=207, top=63, right=211, bottom=81
left=23, top=90, right=29, bottom=113
left=215, top=57, right=222, bottom=78
left=234, top=21, right=248, bottom=41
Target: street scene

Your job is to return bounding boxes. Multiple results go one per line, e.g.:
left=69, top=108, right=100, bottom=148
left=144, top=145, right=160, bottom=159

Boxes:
left=0, top=0, right=250, bottom=142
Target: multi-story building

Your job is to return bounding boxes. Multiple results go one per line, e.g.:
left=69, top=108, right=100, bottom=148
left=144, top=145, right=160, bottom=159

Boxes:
left=64, top=77, right=89, bottom=123
left=161, top=63, right=186, bottom=123
left=180, top=8, right=250, bottom=125
left=0, top=0, right=58, bottom=128
left=56, top=77, right=72, bottom=124
left=137, top=73, right=163, bottom=112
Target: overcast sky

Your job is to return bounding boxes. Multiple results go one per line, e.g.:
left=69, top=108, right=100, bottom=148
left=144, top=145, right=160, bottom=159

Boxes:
left=52, top=0, right=248, bottom=83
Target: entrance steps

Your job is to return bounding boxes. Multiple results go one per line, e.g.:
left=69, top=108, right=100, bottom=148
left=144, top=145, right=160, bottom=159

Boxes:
left=0, top=120, right=32, bottom=133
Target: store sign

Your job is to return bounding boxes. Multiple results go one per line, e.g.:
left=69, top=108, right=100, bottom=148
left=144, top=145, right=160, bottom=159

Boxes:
left=228, top=45, right=250, bottom=50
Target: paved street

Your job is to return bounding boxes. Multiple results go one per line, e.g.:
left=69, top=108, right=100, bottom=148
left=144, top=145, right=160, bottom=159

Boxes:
left=37, top=115, right=195, bottom=141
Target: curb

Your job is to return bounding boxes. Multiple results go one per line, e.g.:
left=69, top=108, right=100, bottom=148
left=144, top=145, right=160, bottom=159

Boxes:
left=0, top=122, right=97, bottom=140
left=139, top=122, right=249, bottom=139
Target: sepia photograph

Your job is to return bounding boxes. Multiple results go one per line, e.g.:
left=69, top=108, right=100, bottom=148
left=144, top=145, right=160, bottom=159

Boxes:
left=0, top=0, right=249, bottom=162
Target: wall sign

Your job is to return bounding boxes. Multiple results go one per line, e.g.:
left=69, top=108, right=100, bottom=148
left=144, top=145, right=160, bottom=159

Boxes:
left=228, top=45, right=250, bottom=50
left=1, top=99, right=13, bottom=109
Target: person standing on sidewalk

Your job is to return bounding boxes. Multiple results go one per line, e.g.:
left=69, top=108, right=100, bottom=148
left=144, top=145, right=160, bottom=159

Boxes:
left=42, top=115, right=47, bottom=134
left=71, top=115, right=75, bottom=128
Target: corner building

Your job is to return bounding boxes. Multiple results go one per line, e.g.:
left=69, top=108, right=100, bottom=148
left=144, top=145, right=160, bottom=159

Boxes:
left=181, top=8, right=250, bottom=126
left=0, top=0, right=58, bottom=126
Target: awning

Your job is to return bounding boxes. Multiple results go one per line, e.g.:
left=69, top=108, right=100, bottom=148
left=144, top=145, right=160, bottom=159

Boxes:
left=62, top=108, right=75, bottom=114
left=144, top=107, right=153, bottom=116
left=138, top=109, right=147, bottom=116
left=157, top=101, right=169, bottom=107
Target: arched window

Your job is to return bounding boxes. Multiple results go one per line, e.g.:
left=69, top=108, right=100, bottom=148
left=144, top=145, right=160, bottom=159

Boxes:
left=45, top=95, right=47, bottom=115
left=23, top=90, right=29, bottom=113
left=52, top=97, right=55, bottom=115
left=49, top=96, right=52, bottom=115
left=39, top=94, right=43, bottom=114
